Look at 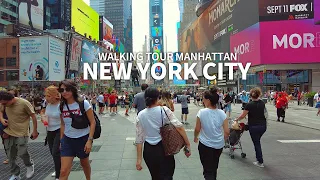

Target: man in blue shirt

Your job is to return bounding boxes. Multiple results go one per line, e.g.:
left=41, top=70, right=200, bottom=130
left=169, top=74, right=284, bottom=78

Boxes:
left=240, top=91, right=249, bottom=110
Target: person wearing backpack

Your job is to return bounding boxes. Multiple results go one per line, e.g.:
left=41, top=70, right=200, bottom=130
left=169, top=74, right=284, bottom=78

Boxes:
left=58, top=80, right=96, bottom=180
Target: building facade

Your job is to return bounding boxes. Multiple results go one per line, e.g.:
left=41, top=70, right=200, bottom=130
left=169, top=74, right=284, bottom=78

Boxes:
left=44, top=0, right=71, bottom=30
left=179, top=0, right=198, bottom=31
left=0, top=0, right=18, bottom=35
left=0, top=38, right=19, bottom=87
left=90, top=0, right=106, bottom=15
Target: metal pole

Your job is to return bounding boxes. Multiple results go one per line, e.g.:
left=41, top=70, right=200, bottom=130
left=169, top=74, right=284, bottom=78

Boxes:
left=31, top=68, right=34, bottom=95
left=237, top=55, right=240, bottom=94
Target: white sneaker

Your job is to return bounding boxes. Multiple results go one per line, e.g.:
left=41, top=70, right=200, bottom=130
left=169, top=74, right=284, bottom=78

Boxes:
left=253, top=161, right=264, bottom=168
left=9, top=175, right=21, bottom=180
left=26, top=160, right=34, bottom=178
left=51, top=172, right=56, bottom=177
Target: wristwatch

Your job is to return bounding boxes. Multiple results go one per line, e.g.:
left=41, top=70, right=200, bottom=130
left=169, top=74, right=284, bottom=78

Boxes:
left=88, top=137, right=94, bottom=141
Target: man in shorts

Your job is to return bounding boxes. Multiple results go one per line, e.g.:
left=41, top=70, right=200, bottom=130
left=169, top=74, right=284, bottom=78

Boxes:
left=179, top=91, right=189, bottom=125
left=98, top=92, right=104, bottom=115
left=108, top=91, right=117, bottom=115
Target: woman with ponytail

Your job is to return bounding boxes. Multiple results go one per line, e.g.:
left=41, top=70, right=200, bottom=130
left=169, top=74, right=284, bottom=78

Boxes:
left=135, top=88, right=190, bottom=179
left=194, top=88, right=229, bottom=180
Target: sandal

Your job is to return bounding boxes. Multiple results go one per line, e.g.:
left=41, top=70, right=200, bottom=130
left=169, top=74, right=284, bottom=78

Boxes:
left=3, top=159, right=9, bottom=164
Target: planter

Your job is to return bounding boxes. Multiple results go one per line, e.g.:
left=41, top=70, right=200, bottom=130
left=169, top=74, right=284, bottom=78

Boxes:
left=308, top=97, right=314, bottom=107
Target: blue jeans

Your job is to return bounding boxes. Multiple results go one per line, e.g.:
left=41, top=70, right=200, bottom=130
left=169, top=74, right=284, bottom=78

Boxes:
left=249, top=125, right=266, bottom=164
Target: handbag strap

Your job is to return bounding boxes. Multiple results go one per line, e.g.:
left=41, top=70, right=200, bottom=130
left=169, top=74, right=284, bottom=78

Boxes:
left=65, top=103, right=74, bottom=118
left=161, top=107, right=170, bottom=127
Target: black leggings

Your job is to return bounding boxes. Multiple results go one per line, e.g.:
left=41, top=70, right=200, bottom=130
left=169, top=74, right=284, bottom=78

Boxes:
left=198, top=142, right=223, bottom=180
left=47, top=129, right=61, bottom=179
left=143, top=141, right=175, bottom=180
left=277, top=108, right=285, bottom=119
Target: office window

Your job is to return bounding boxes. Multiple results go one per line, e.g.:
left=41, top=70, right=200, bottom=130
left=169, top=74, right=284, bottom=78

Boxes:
left=12, top=46, right=16, bottom=54
left=6, top=57, right=17, bottom=67
left=6, top=70, right=19, bottom=81
left=0, top=71, right=4, bottom=81
left=0, top=58, right=4, bottom=67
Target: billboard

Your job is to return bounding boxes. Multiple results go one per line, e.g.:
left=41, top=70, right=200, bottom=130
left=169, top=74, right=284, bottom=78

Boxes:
left=48, top=37, right=66, bottom=81
left=19, top=0, right=44, bottom=30
left=315, top=0, right=320, bottom=24
left=71, top=0, right=99, bottom=41
left=260, top=19, right=320, bottom=64
left=180, top=0, right=259, bottom=52
left=151, top=27, right=163, bottom=37
left=70, top=37, right=82, bottom=71
left=81, top=40, right=103, bottom=70
left=99, top=16, right=113, bottom=41
left=259, top=0, right=314, bottom=21
left=230, top=23, right=262, bottom=66
left=19, top=37, right=49, bottom=81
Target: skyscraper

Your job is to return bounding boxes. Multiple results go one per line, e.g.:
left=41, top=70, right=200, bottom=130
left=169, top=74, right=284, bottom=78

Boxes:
left=180, top=0, right=198, bottom=31
left=91, top=0, right=132, bottom=52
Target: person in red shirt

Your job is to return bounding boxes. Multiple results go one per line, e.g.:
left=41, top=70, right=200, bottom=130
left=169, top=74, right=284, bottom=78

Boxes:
left=108, top=91, right=117, bottom=115
left=104, top=93, right=110, bottom=112
left=297, top=91, right=301, bottom=106
left=276, top=93, right=288, bottom=122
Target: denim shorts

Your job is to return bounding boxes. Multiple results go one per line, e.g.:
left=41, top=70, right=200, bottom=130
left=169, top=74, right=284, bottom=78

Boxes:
left=225, top=104, right=232, bottom=112
left=60, top=134, right=89, bottom=159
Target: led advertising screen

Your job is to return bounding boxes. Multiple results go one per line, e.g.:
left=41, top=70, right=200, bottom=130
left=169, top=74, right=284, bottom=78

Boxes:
left=230, top=23, right=262, bottom=66
left=151, top=27, right=163, bottom=37
left=260, top=19, right=320, bottom=64
left=71, top=0, right=99, bottom=41
left=48, top=37, right=66, bottom=81
left=99, top=16, right=113, bottom=41
left=19, top=0, right=44, bottom=30
left=70, top=37, right=82, bottom=71
left=259, top=0, right=314, bottom=22
left=315, top=0, right=320, bottom=24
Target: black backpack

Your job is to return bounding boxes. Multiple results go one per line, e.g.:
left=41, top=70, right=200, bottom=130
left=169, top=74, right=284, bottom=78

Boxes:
left=79, top=101, right=101, bottom=139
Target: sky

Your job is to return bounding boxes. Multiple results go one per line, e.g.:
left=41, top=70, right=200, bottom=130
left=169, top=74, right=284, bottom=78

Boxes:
left=86, top=0, right=180, bottom=53
left=132, top=0, right=180, bottom=53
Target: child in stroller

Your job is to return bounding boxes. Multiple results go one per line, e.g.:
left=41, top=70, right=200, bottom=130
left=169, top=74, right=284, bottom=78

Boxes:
left=224, top=120, right=247, bottom=159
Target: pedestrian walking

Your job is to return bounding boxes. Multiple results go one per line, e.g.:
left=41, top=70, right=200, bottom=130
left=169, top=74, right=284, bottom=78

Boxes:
left=41, top=85, right=61, bottom=180
left=179, top=91, right=189, bottom=125
left=135, top=87, right=191, bottom=179
left=0, top=91, right=38, bottom=180
left=223, top=93, right=232, bottom=118
left=194, top=88, right=229, bottom=180
left=132, top=84, right=149, bottom=115
left=108, top=90, right=117, bottom=115
left=98, top=92, right=104, bottom=115
left=91, top=94, right=97, bottom=112
left=124, top=92, right=130, bottom=116
left=158, top=91, right=174, bottom=112
left=58, top=80, right=96, bottom=180
left=315, top=91, right=320, bottom=116
left=275, top=93, right=288, bottom=122
left=240, top=91, right=249, bottom=110
left=235, top=87, right=267, bottom=168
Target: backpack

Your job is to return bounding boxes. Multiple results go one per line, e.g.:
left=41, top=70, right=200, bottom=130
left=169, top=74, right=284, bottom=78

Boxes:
left=78, top=101, right=101, bottom=139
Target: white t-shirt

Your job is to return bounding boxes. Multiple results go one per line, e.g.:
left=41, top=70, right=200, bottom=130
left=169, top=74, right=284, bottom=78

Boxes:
left=98, top=95, right=104, bottom=103
left=314, top=93, right=319, bottom=100
left=45, top=103, right=61, bottom=131
left=197, top=108, right=226, bottom=149
left=61, top=100, right=91, bottom=138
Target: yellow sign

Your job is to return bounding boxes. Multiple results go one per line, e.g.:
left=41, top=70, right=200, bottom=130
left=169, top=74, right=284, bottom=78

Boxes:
left=71, top=0, right=99, bottom=41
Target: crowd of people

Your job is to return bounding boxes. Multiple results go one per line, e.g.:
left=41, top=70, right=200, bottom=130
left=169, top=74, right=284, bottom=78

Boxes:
left=0, top=82, right=319, bottom=180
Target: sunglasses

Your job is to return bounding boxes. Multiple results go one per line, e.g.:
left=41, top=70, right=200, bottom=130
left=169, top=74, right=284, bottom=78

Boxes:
left=58, top=87, right=71, bottom=93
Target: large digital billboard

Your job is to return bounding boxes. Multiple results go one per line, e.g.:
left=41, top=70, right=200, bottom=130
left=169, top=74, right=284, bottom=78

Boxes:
left=260, top=19, right=320, bottom=64
left=48, top=37, right=66, bottom=81
left=151, top=27, right=163, bottom=37
left=99, top=16, right=113, bottom=41
left=70, top=37, right=82, bottom=71
left=315, top=0, right=320, bottom=24
left=72, top=0, right=99, bottom=41
left=19, top=0, right=44, bottom=30
left=259, top=0, right=314, bottom=22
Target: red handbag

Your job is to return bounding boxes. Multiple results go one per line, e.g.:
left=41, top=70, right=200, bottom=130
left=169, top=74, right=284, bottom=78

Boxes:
left=160, top=108, right=185, bottom=156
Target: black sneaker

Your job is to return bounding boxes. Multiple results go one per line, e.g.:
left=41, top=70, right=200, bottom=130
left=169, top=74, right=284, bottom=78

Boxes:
left=281, top=119, right=285, bottom=122
left=277, top=119, right=280, bottom=122
left=181, top=121, right=185, bottom=124
left=185, top=122, right=190, bottom=125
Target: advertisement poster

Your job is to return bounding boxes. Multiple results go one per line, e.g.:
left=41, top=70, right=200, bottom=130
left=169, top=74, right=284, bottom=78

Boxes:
left=260, top=19, right=320, bottom=64
left=19, top=0, right=44, bottom=30
left=259, top=0, right=314, bottom=22
left=70, top=37, right=82, bottom=71
left=315, top=0, right=320, bottom=24
left=48, top=37, right=65, bottom=81
left=230, top=23, right=261, bottom=66
left=180, top=0, right=259, bottom=52
left=81, top=40, right=103, bottom=71
left=151, top=27, right=163, bottom=37
left=99, top=16, right=113, bottom=41
left=19, top=37, right=49, bottom=81
left=71, top=0, right=99, bottom=40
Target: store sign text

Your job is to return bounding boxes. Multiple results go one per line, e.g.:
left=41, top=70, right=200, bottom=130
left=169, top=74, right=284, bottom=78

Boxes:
left=273, top=33, right=320, bottom=49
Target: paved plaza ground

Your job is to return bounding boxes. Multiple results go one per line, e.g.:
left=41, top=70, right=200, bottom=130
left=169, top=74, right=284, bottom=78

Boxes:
left=1, top=101, right=320, bottom=180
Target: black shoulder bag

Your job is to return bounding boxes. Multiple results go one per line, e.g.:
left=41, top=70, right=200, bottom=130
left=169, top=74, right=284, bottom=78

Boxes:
left=66, top=102, right=89, bottom=129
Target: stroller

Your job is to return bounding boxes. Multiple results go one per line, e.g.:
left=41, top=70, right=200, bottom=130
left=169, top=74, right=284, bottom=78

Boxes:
left=224, top=120, right=247, bottom=159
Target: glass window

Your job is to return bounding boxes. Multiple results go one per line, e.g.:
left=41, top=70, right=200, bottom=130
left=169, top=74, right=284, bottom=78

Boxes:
left=12, top=46, right=16, bottom=54
left=6, top=70, right=19, bottom=81
left=0, top=71, right=4, bottom=81
left=6, top=57, right=17, bottom=67
left=0, top=58, right=4, bottom=67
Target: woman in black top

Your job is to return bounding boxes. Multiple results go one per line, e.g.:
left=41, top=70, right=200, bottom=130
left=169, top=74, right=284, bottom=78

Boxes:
left=235, top=87, right=267, bottom=168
